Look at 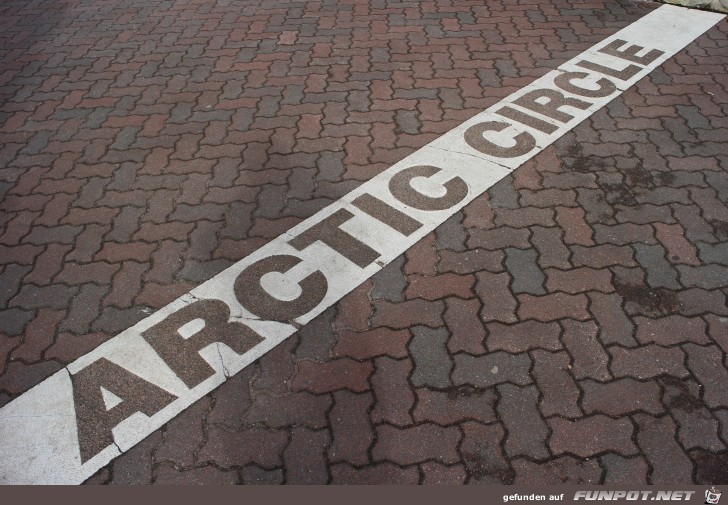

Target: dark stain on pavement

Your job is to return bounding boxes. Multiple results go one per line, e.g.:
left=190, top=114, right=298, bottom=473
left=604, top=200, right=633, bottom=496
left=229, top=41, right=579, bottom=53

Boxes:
left=615, top=281, right=678, bottom=315
left=660, top=376, right=704, bottom=413
left=462, top=452, right=516, bottom=484
left=711, top=219, right=728, bottom=241
left=692, top=450, right=728, bottom=484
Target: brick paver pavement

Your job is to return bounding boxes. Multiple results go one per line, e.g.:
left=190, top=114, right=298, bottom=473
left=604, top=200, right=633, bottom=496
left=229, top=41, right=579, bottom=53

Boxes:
left=1, top=0, right=727, bottom=485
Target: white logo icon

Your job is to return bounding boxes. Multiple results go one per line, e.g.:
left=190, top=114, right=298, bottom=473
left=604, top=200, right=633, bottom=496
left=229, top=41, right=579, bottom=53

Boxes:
left=706, top=487, right=722, bottom=505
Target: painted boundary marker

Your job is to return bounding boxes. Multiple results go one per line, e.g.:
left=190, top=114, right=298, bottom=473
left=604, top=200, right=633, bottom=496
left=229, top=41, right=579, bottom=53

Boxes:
left=0, top=4, right=723, bottom=485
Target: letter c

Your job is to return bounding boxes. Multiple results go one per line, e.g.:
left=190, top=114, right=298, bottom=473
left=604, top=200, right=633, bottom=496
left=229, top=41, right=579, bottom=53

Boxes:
left=464, top=120, right=536, bottom=158
left=234, top=254, right=327, bottom=322
left=389, top=165, right=468, bottom=211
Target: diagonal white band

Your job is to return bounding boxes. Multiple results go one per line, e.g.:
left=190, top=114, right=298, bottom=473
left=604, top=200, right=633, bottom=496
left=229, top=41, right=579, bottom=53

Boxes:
left=0, top=4, right=723, bottom=485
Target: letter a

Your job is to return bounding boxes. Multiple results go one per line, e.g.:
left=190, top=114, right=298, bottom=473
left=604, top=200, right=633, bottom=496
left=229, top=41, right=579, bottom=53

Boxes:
left=71, top=358, right=177, bottom=463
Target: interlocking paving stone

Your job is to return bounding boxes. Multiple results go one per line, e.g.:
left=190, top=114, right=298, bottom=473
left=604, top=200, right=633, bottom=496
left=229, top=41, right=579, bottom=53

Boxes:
left=371, top=299, right=445, bottom=329
left=414, top=387, right=497, bottom=425
left=434, top=212, right=467, bottom=253
left=697, top=241, right=728, bottom=265
left=452, top=352, right=532, bottom=388
left=497, top=384, right=550, bottom=460
left=251, top=338, right=296, bottom=395
left=654, top=222, right=701, bottom=265
left=634, top=414, right=694, bottom=484
left=291, top=359, right=373, bottom=394
left=372, top=423, right=461, bottom=466
left=634, top=315, right=710, bottom=345
left=530, top=226, right=572, bottom=270
left=705, top=314, right=728, bottom=353
left=588, top=292, right=637, bottom=346
left=330, top=463, right=419, bottom=485
left=206, top=367, right=255, bottom=431
left=404, top=273, right=474, bottom=301
left=370, top=357, right=414, bottom=427
left=420, top=462, right=467, bottom=485
left=634, top=243, right=681, bottom=290
left=548, top=415, right=638, bottom=458
left=468, top=227, right=530, bottom=251
left=476, top=272, right=518, bottom=324
left=294, top=306, right=337, bottom=362
left=518, top=292, right=591, bottom=322
left=333, top=327, right=411, bottom=360
left=242, top=466, right=285, bottom=486
left=459, top=421, right=511, bottom=484
left=571, top=244, right=636, bottom=269
left=155, top=465, right=238, bottom=485
left=198, top=426, right=288, bottom=469
left=714, top=410, right=728, bottom=447
left=683, top=344, right=728, bottom=408
left=370, top=256, right=406, bottom=302
left=408, top=326, right=452, bottom=389
left=511, top=456, right=602, bottom=485
left=505, top=248, right=546, bottom=295
left=438, top=249, right=504, bottom=275
left=555, top=207, right=594, bottom=246
left=561, top=320, right=611, bottom=381
left=109, top=431, right=161, bottom=485
left=581, top=378, right=663, bottom=416
left=593, top=223, right=656, bottom=246
left=486, top=320, right=561, bottom=353
left=328, top=391, right=374, bottom=466
left=244, top=391, right=332, bottom=429
left=545, top=267, right=613, bottom=294
left=444, top=298, right=486, bottom=355
left=600, top=454, right=649, bottom=485
left=531, top=350, right=582, bottom=418
left=693, top=450, right=728, bottom=486
left=675, top=288, right=728, bottom=316
left=608, top=344, right=689, bottom=380
left=156, top=398, right=210, bottom=468
left=283, top=427, right=330, bottom=484
left=661, top=377, right=725, bottom=452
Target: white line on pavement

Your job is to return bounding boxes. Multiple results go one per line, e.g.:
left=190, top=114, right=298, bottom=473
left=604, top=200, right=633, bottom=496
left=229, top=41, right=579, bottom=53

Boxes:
left=0, top=4, right=723, bottom=484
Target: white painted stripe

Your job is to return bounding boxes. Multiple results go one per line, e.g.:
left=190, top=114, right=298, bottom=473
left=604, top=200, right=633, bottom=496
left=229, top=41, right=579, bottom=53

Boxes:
left=0, top=5, right=723, bottom=485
